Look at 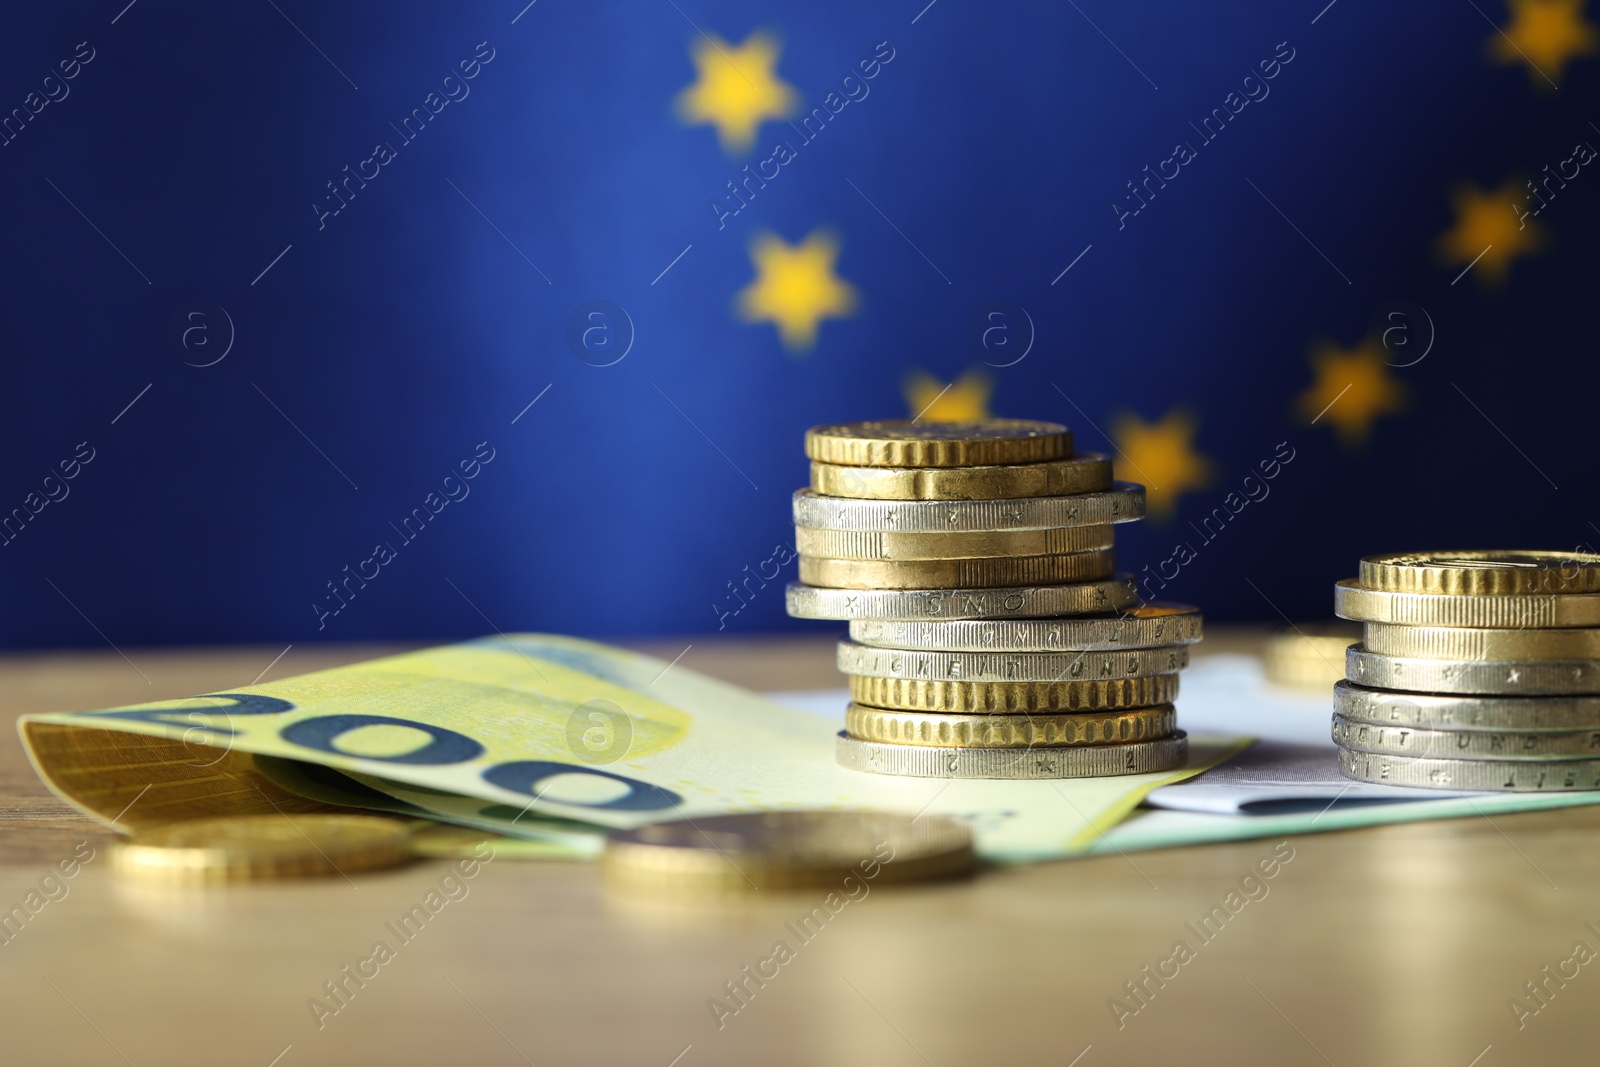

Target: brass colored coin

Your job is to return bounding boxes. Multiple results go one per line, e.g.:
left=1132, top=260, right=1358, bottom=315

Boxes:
left=811, top=454, right=1112, bottom=501
left=791, top=484, right=1145, bottom=533
left=601, top=811, right=974, bottom=891
left=848, top=603, right=1203, bottom=652
left=837, top=641, right=1188, bottom=682
left=1345, top=645, right=1600, bottom=696
left=1363, top=623, right=1600, bottom=663
left=837, top=731, right=1189, bottom=779
left=845, top=703, right=1177, bottom=747
left=794, top=523, right=1114, bottom=561
left=804, top=419, right=1071, bottom=468
left=1333, top=714, right=1600, bottom=760
left=799, top=549, right=1115, bottom=590
left=1339, top=747, right=1600, bottom=791
left=112, top=814, right=413, bottom=884
left=1333, top=579, right=1600, bottom=628
left=1334, top=680, right=1600, bottom=730
left=1359, top=550, right=1600, bottom=596
left=1261, top=624, right=1359, bottom=690
left=849, top=673, right=1179, bottom=713
left=785, top=578, right=1141, bottom=621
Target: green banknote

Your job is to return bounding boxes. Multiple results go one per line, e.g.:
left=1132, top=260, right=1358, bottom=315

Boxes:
left=19, top=634, right=1241, bottom=862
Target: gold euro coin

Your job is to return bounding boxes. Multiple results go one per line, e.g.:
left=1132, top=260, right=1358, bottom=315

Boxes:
left=798, top=548, right=1115, bottom=590
left=601, top=811, right=974, bottom=891
left=849, top=673, right=1179, bottom=713
left=112, top=814, right=413, bottom=885
left=803, top=419, right=1071, bottom=468
left=794, top=523, right=1114, bottom=561
left=844, top=703, right=1176, bottom=747
left=1333, top=579, right=1600, bottom=628
left=1359, top=550, right=1600, bottom=596
left=811, top=454, right=1112, bottom=501
left=1261, top=624, right=1359, bottom=689
left=1364, top=623, right=1600, bottom=663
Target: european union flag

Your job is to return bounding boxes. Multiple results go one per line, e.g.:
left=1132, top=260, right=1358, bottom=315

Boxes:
left=1, top=0, right=1596, bottom=647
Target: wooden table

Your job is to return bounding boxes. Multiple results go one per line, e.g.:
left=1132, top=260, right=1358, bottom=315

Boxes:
left=2, top=636, right=1595, bottom=1065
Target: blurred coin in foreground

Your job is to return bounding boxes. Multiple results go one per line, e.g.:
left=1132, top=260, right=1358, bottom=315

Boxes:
left=112, top=814, right=412, bottom=885
left=602, top=811, right=974, bottom=890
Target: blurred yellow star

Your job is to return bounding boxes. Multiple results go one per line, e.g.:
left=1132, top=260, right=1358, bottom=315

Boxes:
left=1296, top=338, right=1406, bottom=447
left=1109, top=409, right=1213, bottom=521
left=1437, top=179, right=1546, bottom=286
left=1489, top=0, right=1597, bottom=86
left=675, top=31, right=798, bottom=154
left=736, top=229, right=858, bottom=352
left=903, top=368, right=993, bottom=421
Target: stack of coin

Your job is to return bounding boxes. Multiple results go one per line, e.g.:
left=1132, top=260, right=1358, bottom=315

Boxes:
left=786, top=419, right=1200, bottom=778
left=1333, top=550, right=1600, bottom=791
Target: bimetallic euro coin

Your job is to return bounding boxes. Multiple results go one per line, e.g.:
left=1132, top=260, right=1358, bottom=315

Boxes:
left=803, top=419, right=1071, bottom=468
left=1359, top=550, right=1600, bottom=596
left=1333, top=681, right=1600, bottom=730
left=836, top=731, right=1189, bottom=778
left=844, top=703, right=1176, bottom=747
left=1334, top=579, right=1600, bottom=628
left=1333, top=714, right=1600, bottom=760
left=785, top=578, right=1141, bottom=621
left=1339, top=747, right=1600, bottom=791
left=1363, top=623, right=1600, bottom=663
left=1346, top=645, right=1600, bottom=696
left=847, top=604, right=1202, bottom=652
left=811, top=454, right=1112, bottom=501
left=794, top=523, right=1114, bottom=561
left=799, top=549, right=1115, bottom=590
left=791, top=484, right=1145, bottom=533
left=837, top=641, right=1188, bottom=682
left=601, top=811, right=974, bottom=890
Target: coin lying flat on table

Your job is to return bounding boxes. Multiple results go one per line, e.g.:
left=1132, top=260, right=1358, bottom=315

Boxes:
left=837, top=641, right=1189, bottom=682
left=601, top=811, right=975, bottom=890
left=794, top=523, right=1114, bottom=561
left=1334, top=681, right=1600, bottom=730
left=112, top=814, right=413, bottom=884
left=791, top=484, right=1145, bottom=532
left=803, top=419, right=1071, bottom=468
left=1363, top=623, right=1600, bottom=663
left=1333, top=579, right=1600, bottom=628
left=799, top=549, right=1116, bottom=590
left=1332, top=714, right=1600, bottom=760
left=844, top=703, right=1177, bottom=747
left=811, top=454, right=1112, bottom=501
left=1339, top=748, right=1600, bottom=791
left=1346, top=645, right=1600, bottom=696
left=836, top=731, right=1189, bottom=778
left=786, top=578, right=1141, bottom=620
left=848, top=603, right=1203, bottom=652
left=849, top=673, right=1179, bottom=713
left=1358, top=550, right=1600, bottom=596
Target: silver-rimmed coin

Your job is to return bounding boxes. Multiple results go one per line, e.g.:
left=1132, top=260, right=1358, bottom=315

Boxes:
left=790, top=484, right=1146, bottom=533
left=848, top=603, right=1202, bottom=651
left=837, top=641, right=1188, bottom=682
left=1338, top=747, right=1600, bottom=791
left=835, top=731, right=1188, bottom=779
left=1333, top=714, right=1600, bottom=760
left=785, top=578, right=1140, bottom=621
left=1346, top=645, right=1600, bottom=696
left=1334, top=681, right=1600, bottom=730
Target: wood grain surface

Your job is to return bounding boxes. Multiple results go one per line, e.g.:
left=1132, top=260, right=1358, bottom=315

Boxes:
left=2, top=635, right=1596, bottom=1065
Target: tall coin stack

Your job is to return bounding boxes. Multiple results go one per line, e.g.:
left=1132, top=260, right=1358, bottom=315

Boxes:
left=1333, top=550, right=1600, bottom=790
left=785, top=419, right=1201, bottom=779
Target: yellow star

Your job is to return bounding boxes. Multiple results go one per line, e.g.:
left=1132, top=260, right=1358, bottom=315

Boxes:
left=1109, top=409, right=1213, bottom=521
left=1436, top=178, right=1546, bottom=286
left=1296, top=338, right=1406, bottom=447
left=903, top=368, right=993, bottom=421
left=1489, top=0, right=1597, bottom=86
left=674, top=31, right=798, bottom=154
left=735, top=229, right=859, bottom=352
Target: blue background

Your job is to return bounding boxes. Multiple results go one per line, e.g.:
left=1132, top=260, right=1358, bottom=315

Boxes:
left=0, top=0, right=1595, bottom=649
